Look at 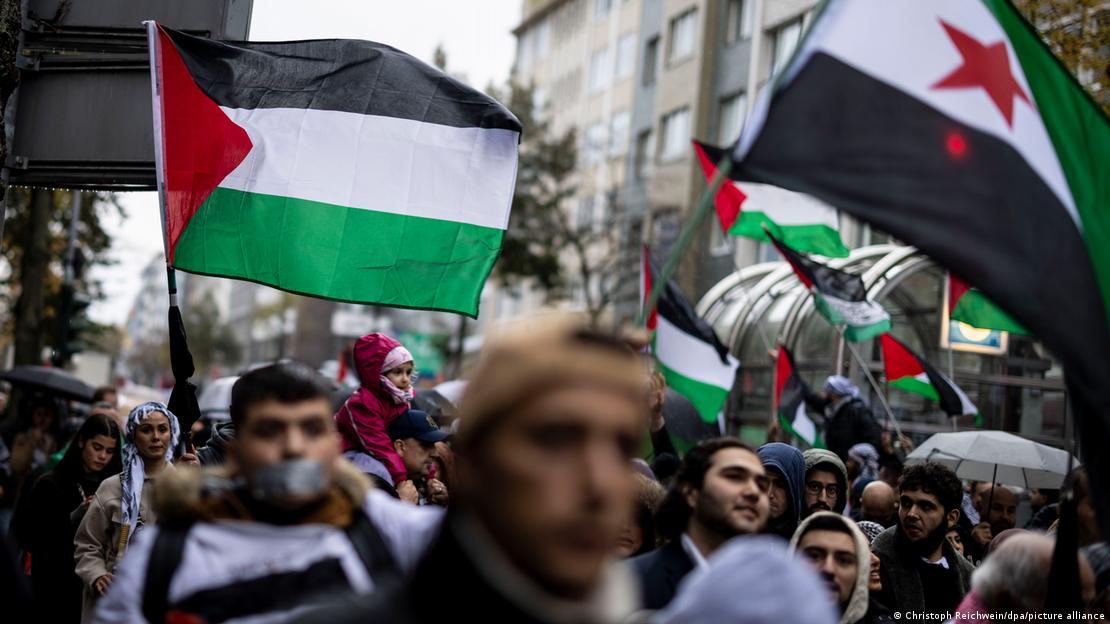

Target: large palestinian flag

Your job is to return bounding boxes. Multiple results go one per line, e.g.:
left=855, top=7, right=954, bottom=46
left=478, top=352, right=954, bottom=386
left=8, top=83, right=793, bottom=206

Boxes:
left=880, top=333, right=977, bottom=417
left=146, top=23, right=521, bottom=318
left=948, top=273, right=1028, bottom=335
left=643, top=246, right=740, bottom=424
left=775, top=345, right=822, bottom=448
left=726, top=0, right=1110, bottom=533
left=693, top=141, right=848, bottom=258
left=768, top=232, right=890, bottom=341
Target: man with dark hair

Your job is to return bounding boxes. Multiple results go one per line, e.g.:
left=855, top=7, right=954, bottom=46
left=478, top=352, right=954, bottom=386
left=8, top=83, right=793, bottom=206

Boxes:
left=758, top=442, right=806, bottom=540
left=872, top=462, right=974, bottom=616
left=91, top=386, right=118, bottom=409
left=803, top=449, right=849, bottom=518
left=878, top=455, right=902, bottom=490
left=94, top=362, right=442, bottom=623
left=791, top=512, right=893, bottom=624
left=632, top=437, right=770, bottom=610
left=967, top=484, right=1018, bottom=563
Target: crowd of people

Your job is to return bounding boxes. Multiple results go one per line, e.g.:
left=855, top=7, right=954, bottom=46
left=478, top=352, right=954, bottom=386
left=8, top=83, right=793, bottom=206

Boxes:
left=0, top=321, right=1105, bottom=623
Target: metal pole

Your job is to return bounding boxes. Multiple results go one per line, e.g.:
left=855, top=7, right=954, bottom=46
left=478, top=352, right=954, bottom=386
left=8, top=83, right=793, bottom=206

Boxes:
left=64, top=191, right=81, bottom=285
left=984, top=463, right=999, bottom=525
left=837, top=326, right=904, bottom=440
left=637, top=156, right=732, bottom=326
left=947, top=342, right=957, bottom=431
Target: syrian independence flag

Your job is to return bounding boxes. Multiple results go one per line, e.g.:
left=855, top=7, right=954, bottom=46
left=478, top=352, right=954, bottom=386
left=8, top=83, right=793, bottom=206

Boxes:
left=775, top=345, right=822, bottom=448
left=145, top=23, right=521, bottom=318
left=948, top=273, right=1028, bottom=335
left=727, top=0, right=1110, bottom=533
left=880, top=333, right=978, bottom=417
left=768, top=232, right=890, bottom=341
left=643, top=246, right=740, bottom=423
left=693, top=141, right=848, bottom=258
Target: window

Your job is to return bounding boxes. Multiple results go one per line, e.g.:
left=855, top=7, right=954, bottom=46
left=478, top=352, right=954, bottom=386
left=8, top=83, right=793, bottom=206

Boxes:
left=532, top=86, right=547, bottom=115
left=725, top=0, right=755, bottom=44
left=667, top=8, right=698, bottom=64
left=615, top=34, right=636, bottom=81
left=535, top=21, right=551, bottom=60
left=576, top=196, right=596, bottom=229
left=609, top=111, right=630, bottom=157
left=595, top=0, right=612, bottom=18
left=770, top=17, right=804, bottom=78
left=659, top=107, right=691, bottom=161
left=718, top=91, right=747, bottom=144
left=635, top=129, right=654, bottom=179
left=642, top=36, right=660, bottom=86
left=516, top=30, right=534, bottom=75
left=583, top=121, right=607, bottom=166
left=588, top=47, right=611, bottom=93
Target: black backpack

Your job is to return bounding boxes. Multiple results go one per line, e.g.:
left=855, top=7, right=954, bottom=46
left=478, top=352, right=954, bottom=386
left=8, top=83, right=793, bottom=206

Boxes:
left=141, top=509, right=399, bottom=623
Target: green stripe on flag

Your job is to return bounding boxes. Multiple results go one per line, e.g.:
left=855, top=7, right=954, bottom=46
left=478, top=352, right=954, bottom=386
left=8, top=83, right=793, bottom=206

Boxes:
left=173, top=187, right=504, bottom=317
left=951, top=289, right=1029, bottom=335
left=658, top=362, right=729, bottom=424
left=985, top=0, right=1110, bottom=334
left=890, top=376, right=940, bottom=402
left=778, top=413, right=824, bottom=449
left=731, top=212, right=850, bottom=258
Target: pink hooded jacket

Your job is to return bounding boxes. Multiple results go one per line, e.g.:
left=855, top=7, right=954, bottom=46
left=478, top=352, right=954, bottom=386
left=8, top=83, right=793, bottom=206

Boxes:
left=334, top=333, right=412, bottom=484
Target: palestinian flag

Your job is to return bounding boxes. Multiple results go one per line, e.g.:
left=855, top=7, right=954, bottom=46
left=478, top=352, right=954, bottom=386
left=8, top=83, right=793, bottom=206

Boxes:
left=145, top=23, right=521, bottom=318
left=880, top=333, right=978, bottom=417
left=726, top=0, right=1110, bottom=533
left=775, top=345, right=822, bottom=448
left=643, top=247, right=740, bottom=423
left=948, top=273, right=1028, bottom=335
left=768, top=231, right=890, bottom=341
left=693, top=141, right=849, bottom=258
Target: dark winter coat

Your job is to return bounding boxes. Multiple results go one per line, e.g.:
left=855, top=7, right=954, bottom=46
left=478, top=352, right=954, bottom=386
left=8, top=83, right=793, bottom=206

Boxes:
left=630, top=539, right=696, bottom=611
left=823, top=398, right=883, bottom=463
left=196, top=421, right=235, bottom=466
left=872, top=525, right=974, bottom=615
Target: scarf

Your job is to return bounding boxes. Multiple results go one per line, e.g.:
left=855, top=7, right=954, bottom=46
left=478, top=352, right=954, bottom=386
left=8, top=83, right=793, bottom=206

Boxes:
left=848, top=442, right=880, bottom=481
left=380, top=345, right=415, bottom=405
left=120, top=402, right=179, bottom=551
left=379, top=375, right=415, bottom=405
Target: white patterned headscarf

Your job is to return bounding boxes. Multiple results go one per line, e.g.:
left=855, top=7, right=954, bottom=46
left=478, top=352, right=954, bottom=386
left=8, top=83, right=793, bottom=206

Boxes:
left=120, top=401, right=179, bottom=550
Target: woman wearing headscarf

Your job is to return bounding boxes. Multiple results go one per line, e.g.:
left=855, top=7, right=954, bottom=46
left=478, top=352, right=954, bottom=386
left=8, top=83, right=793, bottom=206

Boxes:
left=16, top=413, right=122, bottom=623
left=73, top=402, right=191, bottom=623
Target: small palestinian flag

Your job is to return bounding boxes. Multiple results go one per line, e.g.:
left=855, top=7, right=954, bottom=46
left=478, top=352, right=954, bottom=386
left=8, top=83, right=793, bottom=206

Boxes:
left=768, top=232, right=891, bottom=342
left=693, top=140, right=848, bottom=258
left=880, top=333, right=977, bottom=417
left=146, top=23, right=521, bottom=317
left=775, top=345, right=822, bottom=448
left=643, top=246, right=740, bottom=423
left=949, top=273, right=1028, bottom=335
left=726, top=0, right=1110, bottom=525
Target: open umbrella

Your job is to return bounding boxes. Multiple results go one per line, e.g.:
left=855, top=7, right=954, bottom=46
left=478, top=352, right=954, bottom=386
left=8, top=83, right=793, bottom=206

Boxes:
left=906, top=430, right=1078, bottom=489
left=1, top=366, right=94, bottom=403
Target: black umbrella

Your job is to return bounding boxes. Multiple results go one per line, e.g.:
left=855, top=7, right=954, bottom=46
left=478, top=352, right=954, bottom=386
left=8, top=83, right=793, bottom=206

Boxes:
left=1, top=365, right=94, bottom=403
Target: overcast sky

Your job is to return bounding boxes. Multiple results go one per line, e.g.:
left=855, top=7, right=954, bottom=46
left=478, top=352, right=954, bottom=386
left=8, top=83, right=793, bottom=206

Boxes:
left=89, top=0, right=521, bottom=324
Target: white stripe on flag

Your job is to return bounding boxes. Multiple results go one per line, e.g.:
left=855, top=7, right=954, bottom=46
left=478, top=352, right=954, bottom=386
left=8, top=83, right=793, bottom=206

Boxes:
left=773, top=0, right=1076, bottom=224
left=736, top=182, right=839, bottom=228
left=655, top=314, right=739, bottom=390
left=791, top=401, right=818, bottom=445
left=218, top=106, right=519, bottom=230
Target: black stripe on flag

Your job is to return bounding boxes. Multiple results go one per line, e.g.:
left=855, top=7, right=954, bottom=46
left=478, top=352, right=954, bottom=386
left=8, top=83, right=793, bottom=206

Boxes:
left=161, top=27, right=522, bottom=132
left=767, top=230, right=868, bottom=302
left=777, top=345, right=809, bottom=419
left=648, top=252, right=731, bottom=365
left=890, top=334, right=965, bottom=417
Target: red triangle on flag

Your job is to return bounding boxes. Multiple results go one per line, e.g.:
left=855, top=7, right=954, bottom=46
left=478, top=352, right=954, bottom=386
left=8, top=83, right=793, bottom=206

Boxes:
left=692, top=140, right=746, bottom=234
left=880, top=333, right=926, bottom=380
left=154, top=24, right=253, bottom=263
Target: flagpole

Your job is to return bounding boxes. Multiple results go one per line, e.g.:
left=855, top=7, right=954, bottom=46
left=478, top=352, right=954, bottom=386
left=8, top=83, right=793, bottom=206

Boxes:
left=637, top=156, right=732, bottom=326
left=835, top=326, right=904, bottom=440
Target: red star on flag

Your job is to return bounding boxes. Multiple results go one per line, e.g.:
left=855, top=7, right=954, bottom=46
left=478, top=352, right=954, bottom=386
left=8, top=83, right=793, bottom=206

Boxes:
left=931, top=20, right=1032, bottom=127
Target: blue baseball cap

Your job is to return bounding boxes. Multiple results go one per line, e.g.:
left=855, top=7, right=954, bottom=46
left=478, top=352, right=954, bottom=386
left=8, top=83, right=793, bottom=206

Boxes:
left=387, top=409, right=449, bottom=443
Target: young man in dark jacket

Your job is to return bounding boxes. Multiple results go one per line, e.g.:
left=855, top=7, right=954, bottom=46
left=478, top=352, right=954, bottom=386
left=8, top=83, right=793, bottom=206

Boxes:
left=872, top=462, right=974, bottom=616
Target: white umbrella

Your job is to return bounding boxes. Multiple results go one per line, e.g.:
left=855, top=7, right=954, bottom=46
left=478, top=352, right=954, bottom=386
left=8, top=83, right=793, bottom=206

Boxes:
left=906, top=430, right=1078, bottom=490
left=432, top=380, right=468, bottom=406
